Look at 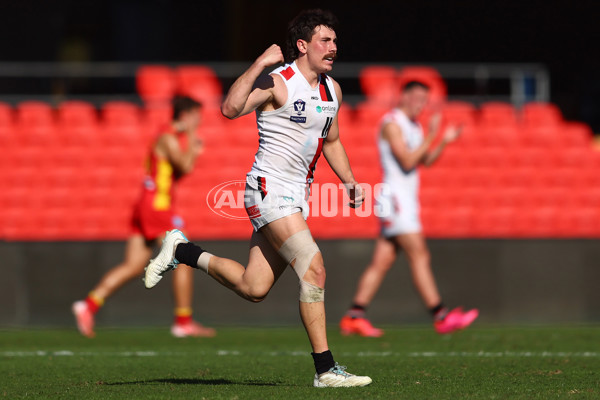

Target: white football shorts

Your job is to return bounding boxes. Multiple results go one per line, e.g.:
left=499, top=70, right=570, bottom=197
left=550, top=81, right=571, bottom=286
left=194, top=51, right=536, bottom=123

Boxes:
left=376, top=188, right=422, bottom=237
left=244, top=174, right=310, bottom=231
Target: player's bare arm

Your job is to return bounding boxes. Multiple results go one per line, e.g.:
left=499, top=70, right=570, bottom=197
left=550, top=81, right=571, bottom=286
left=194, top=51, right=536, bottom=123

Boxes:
left=384, top=121, right=435, bottom=171
left=221, top=44, right=286, bottom=119
left=423, top=124, right=462, bottom=166
left=158, top=133, right=200, bottom=175
left=322, top=80, right=365, bottom=206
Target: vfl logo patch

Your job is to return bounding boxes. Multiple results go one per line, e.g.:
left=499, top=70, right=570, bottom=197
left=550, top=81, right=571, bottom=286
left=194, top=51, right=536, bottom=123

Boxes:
left=290, top=99, right=307, bottom=123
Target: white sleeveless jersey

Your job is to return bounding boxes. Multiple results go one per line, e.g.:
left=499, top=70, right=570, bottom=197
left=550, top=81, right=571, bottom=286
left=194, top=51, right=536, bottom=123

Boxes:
left=378, top=108, right=424, bottom=195
left=249, top=61, right=339, bottom=187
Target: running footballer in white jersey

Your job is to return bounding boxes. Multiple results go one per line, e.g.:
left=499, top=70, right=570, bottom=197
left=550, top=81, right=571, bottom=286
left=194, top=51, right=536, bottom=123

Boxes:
left=144, top=9, right=372, bottom=388
left=341, top=81, right=479, bottom=337
left=246, top=60, right=339, bottom=230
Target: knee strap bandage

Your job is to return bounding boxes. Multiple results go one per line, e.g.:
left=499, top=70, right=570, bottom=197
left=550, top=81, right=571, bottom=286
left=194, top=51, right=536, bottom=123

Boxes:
left=278, top=230, right=324, bottom=303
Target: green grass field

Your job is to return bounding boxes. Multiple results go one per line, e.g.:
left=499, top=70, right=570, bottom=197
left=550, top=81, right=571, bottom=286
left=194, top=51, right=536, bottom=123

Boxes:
left=1, top=325, right=599, bottom=399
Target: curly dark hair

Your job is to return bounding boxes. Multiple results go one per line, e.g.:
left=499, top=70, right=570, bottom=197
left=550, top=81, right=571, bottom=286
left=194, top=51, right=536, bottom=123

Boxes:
left=285, top=9, right=339, bottom=63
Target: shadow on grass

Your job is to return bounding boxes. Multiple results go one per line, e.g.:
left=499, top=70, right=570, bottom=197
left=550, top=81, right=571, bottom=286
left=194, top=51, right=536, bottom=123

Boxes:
left=107, top=378, right=281, bottom=387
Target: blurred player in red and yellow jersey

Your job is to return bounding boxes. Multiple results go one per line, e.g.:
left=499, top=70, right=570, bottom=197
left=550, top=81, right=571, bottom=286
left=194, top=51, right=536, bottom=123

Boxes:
left=72, top=96, right=215, bottom=338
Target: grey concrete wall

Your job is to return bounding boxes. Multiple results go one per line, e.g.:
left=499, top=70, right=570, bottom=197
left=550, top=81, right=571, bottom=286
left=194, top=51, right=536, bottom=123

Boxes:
left=1, top=239, right=599, bottom=327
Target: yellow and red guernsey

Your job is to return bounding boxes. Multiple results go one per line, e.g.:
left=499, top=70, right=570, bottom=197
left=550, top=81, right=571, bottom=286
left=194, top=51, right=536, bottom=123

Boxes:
left=142, top=125, right=181, bottom=212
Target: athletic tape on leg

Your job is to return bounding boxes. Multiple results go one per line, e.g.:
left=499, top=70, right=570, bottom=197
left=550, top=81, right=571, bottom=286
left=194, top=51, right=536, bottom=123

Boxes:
left=299, top=280, right=324, bottom=303
left=197, top=252, right=213, bottom=274
left=278, top=230, right=324, bottom=303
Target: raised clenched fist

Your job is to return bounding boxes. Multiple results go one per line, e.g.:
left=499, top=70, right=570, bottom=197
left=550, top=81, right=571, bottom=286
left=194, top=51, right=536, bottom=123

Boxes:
left=257, top=44, right=284, bottom=68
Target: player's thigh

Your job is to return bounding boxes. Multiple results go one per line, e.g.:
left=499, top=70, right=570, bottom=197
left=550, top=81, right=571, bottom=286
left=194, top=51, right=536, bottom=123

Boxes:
left=259, top=211, right=311, bottom=250
left=260, top=212, right=325, bottom=286
left=245, top=230, right=288, bottom=289
left=122, top=234, right=154, bottom=272
left=393, top=232, right=429, bottom=260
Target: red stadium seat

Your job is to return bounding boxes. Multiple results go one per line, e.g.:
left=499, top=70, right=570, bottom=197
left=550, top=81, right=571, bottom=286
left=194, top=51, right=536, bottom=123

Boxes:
left=219, top=126, right=258, bottom=148
left=497, top=167, right=540, bottom=189
left=492, top=187, right=528, bottom=209
left=99, top=124, right=144, bottom=147
left=559, top=122, right=593, bottom=148
left=442, top=101, right=477, bottom=127
left=337, top=102, right=355, bottom=128
left=0, top=125, right=15, bottom=151
left=44, top=146, right=90, bottom=170
left=554, top=208, right=600, bottom=238
left=198, top=103, right=225, bottom=127
left=510, top=206, right=557, bottom=238
left=0, top=102, right=13, bottom=127
left=479, top=102, right=517, bottom=127
left=13, top=124, right=58, bottom=146
left=44, top=166, right=89, bottom=192
left=354, top=101, right=390, bottom=125
left=102, top=101, right=141, bottom=126
left=57, top=124, right=100, bottom=146
left=420, top=167, right=457, bottom=189
left=176, top=65, right=222, bottom=106
left=520, top=125, right=561, bottom=148
left=346, top=146, right=379, bottom=170
left=432, top=145, right=467, bottom=169
left=397, top=66, right=447, bottom=105
left=472, top=207, right=517, bottom=237
left=553, top=147, right=592, bottom=169
left=136, top=65, right=177, bottom=103
left=520, top=102, right=562, bottom=127
left=463, top=147, right=508, bottom=169
left=221, top=112, right=256, bottom=130
left=16, top=101, right=54, bottom=126
left=3, top=207, right=42, bottom=240
left=504, top=147, right=550, bottom=169
left=144, top=102, right=173, bottom=129
left=58, top=101, right=97, bottom=127
left=359, top=65, right=400, bottom=105
left=342, top=123, right=379, bottom=148
left=474, top=125, right=520, bottom=147
left=447, top=125, right=479, bottom=148
left=572, top=187, right=600, bottom=209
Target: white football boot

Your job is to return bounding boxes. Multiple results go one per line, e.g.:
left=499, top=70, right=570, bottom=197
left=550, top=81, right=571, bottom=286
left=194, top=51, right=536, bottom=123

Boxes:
left=313, top=363, right=372, bottom=387
left=144, top=229, right=189, bottom=289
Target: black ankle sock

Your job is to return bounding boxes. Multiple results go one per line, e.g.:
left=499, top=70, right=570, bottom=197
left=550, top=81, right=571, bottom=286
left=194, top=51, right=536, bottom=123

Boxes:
left=311, top=350, right=335, bottom=375
left=174, top=242, right=205, bottom=268
left=430, top=303, right=447, bottom=319
left=351, top=304, right=366, bottom=312
left=347, top=304, right=367, bottom=319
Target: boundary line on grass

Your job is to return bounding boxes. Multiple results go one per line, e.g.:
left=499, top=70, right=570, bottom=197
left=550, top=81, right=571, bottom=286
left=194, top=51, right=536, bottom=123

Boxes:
left=2, top=350, right=599, bottom=358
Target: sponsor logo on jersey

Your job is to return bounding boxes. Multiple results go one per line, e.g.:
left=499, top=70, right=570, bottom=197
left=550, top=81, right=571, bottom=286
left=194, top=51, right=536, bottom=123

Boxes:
left=311, top=96, right=319, bottom=100
left=290, top=99, right=307, bottom=123
left=316, top=105, right=337, bottom=115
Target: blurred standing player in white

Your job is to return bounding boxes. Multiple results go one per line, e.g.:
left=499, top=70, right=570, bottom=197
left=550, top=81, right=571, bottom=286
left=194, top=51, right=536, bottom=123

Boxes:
left=72, top=96, right=215, bottom=338
left=340, top=81, right=478, bottom=337
left=144, top=9, right=371, bottom=387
